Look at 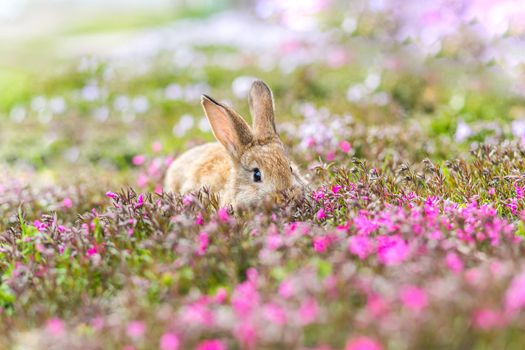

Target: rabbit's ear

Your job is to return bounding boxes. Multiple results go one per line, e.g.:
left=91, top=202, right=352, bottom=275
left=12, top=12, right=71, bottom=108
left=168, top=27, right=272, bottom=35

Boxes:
left=249, top=80, right=277, bottom=140
left=201, top=95, right=253, bottom=158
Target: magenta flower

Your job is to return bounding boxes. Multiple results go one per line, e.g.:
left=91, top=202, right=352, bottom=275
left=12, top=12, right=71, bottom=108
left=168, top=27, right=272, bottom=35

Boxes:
left=339, top=140, right=351, bottom=153
left=134, top=194, right=144, bottom=208
left=399, top=286, right=428, bottom=313
left=313, top=236, right=330, bottom=253
left=34, top=220, right=48, bottom=232
left=312, top=189, right=325, bottom=201
left=507, top=198, right=518, bottom=214
left=195, top=339, right=226, bottom=350
left=348, top=235, right=374, bottom=260
left=345, top=336, right=383, bottom=350
left=160, top=333, right=180, bottom=350
left=218, top=208, right=230, bottom=222
left=195, top=212, right=204, bottom=225
left=316, top=208, right=326, bottom=220
left=105, top=191, right=118, bottom=199
left=86, top=246, right=98, bottom=257
left=331, top=185, right=342, bottom=194
left=377, top=236, right=409, bottom=266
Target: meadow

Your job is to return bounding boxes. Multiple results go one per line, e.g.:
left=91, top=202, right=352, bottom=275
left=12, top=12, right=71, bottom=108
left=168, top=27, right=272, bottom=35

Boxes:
left=2, top=1, right=525, bottom=349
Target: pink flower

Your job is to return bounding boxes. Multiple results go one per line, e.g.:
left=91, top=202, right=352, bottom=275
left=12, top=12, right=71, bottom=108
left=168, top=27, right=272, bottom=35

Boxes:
left=181, top=302, right=214, bottom=327
left=62, top=197, right=73, bottom=209
left=87, top=246, right=98, bottom=257
left=234, top=323, right=257, bottom=350
left=326, top=150, right=336, bottom=162
left=132, top=154, right=146, bottom=166
left=218, top=208, right=230, bottom=223
left=266, top=234, right=283, bottom=250
left=182, top=195, right=194, bottom=206
left=160, top=332, right=180, bottom=350
left=339, top=140, right=351, bottom=153
left=263, top=303, right=287, bottom=325
left=34, top=220, right=48, bottom=232
left=196, top=212, right=204, bottom=225
left=91, top=316, right=105, bottom=331
left=134, top=194, right=144, bottom=208
left=504, top=271, right=525, bottom=313
left=213, top=288, right=227, bottom=303
left=345, top=336, right=383, bottom=350
left=366, top=294, right=390, bottom=318
left=106, top=191, right=118, bottom=199
left=298, top=298, right=319, bottom=325
left=279, top=279, right=294, bottom=299
left=46, top=318, right=64, bottom=336
left=445, top=252, right=463, bottom=274
left=196, top=232, right=209, bottom=256
left=126, top=321, right=145, bottom=338
left=313, top=236, right=330, bottom=253
left=488, top=187, right=495, bottom=196
left=316, top=208, right=326, bottom=220
left=152, top=141, right=163, bottom=153
left=232, top=281, right=260, bottom=316
left=137, top=174, right=148, bottom=188
left=331, top=185, right=342, bottom=194
left=399, top=286, right=428, bottom=313
left=507, top=198, right=518, bottom=214
left=312, top=189, right=325, bottom=201
left=348, top=236, right=374, bottom=260
left=195, top=339, right=226, bottom=350
left=472, top=308, right=505, bottom=330
left=377, top=236, right=409, bottom=266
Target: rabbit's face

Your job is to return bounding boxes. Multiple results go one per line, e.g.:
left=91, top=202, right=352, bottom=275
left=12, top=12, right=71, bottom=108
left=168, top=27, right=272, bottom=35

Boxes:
left=231, top=141, right=305, bottom=208
left=202, top=80, right=307, bottom=208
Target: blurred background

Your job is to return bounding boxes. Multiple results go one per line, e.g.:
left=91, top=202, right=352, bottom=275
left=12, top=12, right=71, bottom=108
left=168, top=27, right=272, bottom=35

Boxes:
left=1, top=0, right=525, bottom=188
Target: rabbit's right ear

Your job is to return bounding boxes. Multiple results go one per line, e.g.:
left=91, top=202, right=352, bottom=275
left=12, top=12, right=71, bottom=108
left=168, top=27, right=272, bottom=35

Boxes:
left=201, top=95, right=253, bottom=158
left=249, top=80, right=277, bottom=140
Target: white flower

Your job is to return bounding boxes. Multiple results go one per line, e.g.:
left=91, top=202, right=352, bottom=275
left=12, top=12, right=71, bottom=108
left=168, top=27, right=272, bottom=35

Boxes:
left=232, top=76, right=257, bottom=99
left=455, top=120, right=472, bottom=142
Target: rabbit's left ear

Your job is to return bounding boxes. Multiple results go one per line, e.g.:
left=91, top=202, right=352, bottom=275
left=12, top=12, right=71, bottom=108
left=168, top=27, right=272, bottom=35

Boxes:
left=249, top=80, right=277, bottom=140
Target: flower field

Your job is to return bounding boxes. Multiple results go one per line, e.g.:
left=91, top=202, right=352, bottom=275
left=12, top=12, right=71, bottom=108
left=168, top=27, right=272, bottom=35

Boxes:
left=2, top=1, right=525, bottom=349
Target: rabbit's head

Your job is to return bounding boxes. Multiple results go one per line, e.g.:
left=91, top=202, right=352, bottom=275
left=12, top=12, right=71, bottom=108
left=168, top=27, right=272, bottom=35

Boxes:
left=201, top=80, right=307, bottom=208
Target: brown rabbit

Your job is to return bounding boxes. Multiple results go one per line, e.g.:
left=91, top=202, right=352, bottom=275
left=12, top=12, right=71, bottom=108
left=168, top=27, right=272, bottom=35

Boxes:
left=164, top=80, right=307, bottom=208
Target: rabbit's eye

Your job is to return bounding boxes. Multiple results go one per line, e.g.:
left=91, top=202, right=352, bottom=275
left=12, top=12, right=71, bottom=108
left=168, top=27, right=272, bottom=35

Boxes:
left=253, top=168, right=262, bottom=183
left=290, top=166, right=293, bottom=173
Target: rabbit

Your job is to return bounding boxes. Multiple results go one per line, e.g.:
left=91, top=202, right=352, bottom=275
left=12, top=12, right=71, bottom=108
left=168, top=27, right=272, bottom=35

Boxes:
left=164, top=80, right=307, bottom=209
